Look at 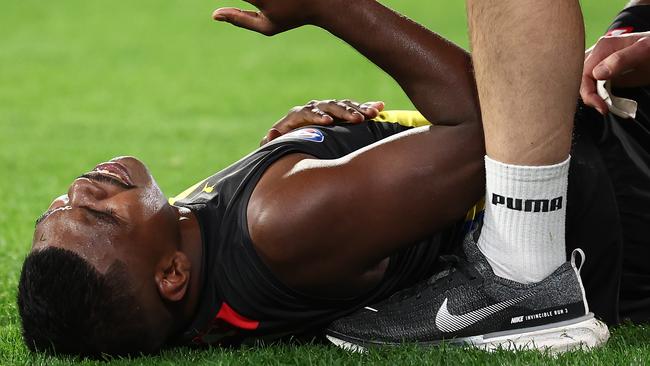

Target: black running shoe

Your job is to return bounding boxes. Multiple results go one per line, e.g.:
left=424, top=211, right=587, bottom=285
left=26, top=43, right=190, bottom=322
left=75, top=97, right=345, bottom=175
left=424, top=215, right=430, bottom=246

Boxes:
left=326, top=231, right=610, bottom=353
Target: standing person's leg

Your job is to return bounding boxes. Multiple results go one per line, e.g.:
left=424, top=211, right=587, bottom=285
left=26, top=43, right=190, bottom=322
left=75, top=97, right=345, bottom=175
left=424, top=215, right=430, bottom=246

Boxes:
left=467, top=1, right=585, bottom=283
left=326, top=1, right=609, bottom=353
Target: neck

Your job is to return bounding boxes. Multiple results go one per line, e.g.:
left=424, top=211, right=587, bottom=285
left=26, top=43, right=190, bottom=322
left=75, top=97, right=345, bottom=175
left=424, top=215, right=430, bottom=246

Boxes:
left=175, top=206, right=204, bottom=330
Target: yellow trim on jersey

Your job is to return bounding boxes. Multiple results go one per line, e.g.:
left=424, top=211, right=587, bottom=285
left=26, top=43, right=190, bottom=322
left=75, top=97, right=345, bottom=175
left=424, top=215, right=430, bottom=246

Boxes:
left=169, top=110, right=433, bottom=205
left=168, top=179, right=209, bottom=205
left=373, top=110, right=431, bottom=127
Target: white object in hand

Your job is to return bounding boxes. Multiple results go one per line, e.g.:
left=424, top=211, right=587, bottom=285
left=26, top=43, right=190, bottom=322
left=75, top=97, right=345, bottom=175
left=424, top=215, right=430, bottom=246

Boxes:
left=596, top=80, right=638, bottom=119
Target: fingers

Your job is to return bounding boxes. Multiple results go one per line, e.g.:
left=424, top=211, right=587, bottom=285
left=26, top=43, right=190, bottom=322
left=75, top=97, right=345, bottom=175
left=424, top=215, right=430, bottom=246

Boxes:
left=272, top=104, right=335, bottom=136
left=581, top=42, right=614, bottom=114
left=581, top=36, right=630, bottom=115
left=265, top=100, right=386, bottom=144
left=314, top=100, right=384, bottom=122
left=318, top=100, right=365, bottom=122
left=212, top=7, right=276, bottom=35
left=593, top=36, right=650, bottom=80
left=260, top=128, right=281, bottom=146
left=581, top=34, right=650, bottom=114
left=579, top=75, right=609, bottom=115
left=361, top=101, right=386, bottom=114
left=583, top=36, right=630, bottom=78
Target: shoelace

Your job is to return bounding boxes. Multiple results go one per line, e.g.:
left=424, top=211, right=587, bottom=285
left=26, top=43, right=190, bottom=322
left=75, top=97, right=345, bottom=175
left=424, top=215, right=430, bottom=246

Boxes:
left=386, top=255, right=479, bottom=302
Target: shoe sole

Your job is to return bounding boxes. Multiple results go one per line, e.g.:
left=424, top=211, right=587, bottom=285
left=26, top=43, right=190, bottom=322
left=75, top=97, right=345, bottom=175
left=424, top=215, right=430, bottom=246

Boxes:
left=326, top=313, right=610, bottom=354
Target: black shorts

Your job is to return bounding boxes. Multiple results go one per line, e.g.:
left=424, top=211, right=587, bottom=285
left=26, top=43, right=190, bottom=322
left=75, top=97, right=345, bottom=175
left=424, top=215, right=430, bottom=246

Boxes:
left=566, top=119, right=623, bottom=325
left=570, top=85, right=650, bottom=325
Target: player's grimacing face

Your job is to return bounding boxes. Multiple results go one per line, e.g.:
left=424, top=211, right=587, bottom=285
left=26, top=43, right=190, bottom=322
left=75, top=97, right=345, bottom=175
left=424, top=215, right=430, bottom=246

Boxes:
left=31, top=156, right=178, bottom=274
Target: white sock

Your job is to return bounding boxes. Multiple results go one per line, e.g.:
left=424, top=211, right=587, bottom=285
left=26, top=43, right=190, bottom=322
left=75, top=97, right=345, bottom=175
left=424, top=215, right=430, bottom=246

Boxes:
left=477, top=155, right=570, bottom=284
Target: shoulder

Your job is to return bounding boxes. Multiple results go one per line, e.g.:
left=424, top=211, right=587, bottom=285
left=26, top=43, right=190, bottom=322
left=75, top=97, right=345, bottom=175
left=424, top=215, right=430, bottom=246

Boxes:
left=245, top=151, right=354, bottom=284
left=245, top=152, right=318, bottom=259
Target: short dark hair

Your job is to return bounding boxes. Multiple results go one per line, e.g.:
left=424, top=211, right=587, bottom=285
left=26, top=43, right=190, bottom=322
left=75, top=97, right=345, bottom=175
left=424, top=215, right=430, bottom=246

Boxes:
left=17, top=247, right=158, bottom=358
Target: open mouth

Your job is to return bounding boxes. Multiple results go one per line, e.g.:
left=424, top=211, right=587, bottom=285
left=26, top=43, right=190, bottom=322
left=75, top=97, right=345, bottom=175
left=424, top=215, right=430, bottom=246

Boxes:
left=87, top=161, right=135, bottom=188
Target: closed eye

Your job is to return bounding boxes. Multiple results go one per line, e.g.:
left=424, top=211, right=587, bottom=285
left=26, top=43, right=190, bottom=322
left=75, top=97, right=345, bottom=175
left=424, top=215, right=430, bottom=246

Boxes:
left=35, top=206, right=122, bottom=227
left=84, top=207, right=122, bottom=226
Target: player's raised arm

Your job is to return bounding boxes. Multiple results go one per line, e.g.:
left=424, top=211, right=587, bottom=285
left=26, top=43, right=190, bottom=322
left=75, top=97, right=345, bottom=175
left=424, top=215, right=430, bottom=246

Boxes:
left=216, top=1, right=484, bottom=295
left=213, top=0, right=479, bottom=127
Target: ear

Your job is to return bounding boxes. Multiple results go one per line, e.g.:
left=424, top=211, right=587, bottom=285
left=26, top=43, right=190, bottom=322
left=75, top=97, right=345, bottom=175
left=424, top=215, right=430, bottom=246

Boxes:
left=154, top=252, right=191, bottom=302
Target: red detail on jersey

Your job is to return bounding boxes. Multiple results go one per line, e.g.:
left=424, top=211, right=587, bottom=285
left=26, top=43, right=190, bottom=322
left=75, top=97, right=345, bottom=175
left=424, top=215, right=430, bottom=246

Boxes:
left=215, top=302, right=260, bottom=330
left=606, top=27, right=634, bottom=36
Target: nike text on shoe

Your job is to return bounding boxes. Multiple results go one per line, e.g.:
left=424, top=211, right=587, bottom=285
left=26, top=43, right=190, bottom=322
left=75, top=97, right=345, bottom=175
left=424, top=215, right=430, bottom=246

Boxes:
left=326, top=231, right=610, bottom=353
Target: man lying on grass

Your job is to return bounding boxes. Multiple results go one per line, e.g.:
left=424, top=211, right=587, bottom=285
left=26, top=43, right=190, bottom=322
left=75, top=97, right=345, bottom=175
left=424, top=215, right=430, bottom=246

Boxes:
left=18, top=0, right=649, bottom=357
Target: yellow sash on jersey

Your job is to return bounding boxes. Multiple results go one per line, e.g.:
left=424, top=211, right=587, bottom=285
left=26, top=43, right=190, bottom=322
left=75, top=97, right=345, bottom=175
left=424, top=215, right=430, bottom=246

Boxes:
left=373, top=110, right=431, bottom=127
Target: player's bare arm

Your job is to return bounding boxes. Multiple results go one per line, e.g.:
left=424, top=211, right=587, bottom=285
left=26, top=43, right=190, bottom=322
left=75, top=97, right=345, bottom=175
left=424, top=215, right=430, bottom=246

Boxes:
left=215, top=0, right=484, bottom=296
left=214, top=0, right=479, bottom=126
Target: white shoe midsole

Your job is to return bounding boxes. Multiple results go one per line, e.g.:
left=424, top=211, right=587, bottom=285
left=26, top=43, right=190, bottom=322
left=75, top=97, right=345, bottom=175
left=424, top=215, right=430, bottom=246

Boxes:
left=327, top=313, right=610, bottom=353
left=467, top=313, right=610, bottom=352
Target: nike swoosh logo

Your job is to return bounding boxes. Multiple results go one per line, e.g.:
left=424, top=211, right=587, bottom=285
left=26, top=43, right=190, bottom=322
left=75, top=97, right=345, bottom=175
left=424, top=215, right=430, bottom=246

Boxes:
left=435, top=294, right=532, bottom=333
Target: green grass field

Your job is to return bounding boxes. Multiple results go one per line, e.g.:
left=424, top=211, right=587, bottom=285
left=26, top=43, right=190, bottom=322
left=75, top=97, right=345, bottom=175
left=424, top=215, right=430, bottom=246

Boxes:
left=1, top=1, right=646, bottom=364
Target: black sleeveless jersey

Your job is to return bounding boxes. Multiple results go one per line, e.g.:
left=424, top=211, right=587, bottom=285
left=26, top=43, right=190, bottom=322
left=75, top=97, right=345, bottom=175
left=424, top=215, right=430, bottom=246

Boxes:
left=169, top=113, right=477, bottom=346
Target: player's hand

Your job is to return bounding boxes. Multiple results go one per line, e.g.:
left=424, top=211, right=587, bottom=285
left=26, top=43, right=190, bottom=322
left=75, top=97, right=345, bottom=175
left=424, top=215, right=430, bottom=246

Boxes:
left=260, top=100, right=385, bottom=146
left=212, top=0, right=333, bottom=36
left=581, top=32, right=650, bottom=115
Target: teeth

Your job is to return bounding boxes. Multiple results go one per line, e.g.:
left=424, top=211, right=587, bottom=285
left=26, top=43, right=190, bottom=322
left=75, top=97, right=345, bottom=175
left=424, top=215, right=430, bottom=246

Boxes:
left=95, top=169, right=126, bottom=184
